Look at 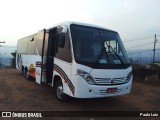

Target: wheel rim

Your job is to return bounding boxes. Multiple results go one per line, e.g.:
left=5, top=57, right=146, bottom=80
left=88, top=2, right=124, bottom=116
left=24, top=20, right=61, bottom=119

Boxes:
left=56, top=84, right=63, bottom=99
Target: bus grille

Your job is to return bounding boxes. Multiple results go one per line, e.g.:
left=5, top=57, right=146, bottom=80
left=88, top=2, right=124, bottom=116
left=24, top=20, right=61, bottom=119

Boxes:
left=94, top=77, right=126, bottom=85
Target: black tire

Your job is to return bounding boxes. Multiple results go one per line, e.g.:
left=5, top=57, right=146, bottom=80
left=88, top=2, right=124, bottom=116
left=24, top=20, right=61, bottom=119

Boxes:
left=24, top=69, right=30, bottom=80
left=54, top=80, right=70, bottom=102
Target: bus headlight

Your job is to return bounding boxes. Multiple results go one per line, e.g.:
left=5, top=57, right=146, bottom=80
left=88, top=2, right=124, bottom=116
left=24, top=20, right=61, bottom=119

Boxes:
left=77, top=69, right=96, bottom=85
left=125, top=72, right=132, bottom=83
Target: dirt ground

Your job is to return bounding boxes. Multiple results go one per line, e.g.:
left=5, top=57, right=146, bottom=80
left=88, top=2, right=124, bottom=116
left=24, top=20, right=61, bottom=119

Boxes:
left=0, top=68, right=160, bottom=120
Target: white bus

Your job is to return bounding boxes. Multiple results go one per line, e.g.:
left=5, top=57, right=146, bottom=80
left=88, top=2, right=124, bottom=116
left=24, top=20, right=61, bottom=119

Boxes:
left=16, top=21, right=132, bottom=102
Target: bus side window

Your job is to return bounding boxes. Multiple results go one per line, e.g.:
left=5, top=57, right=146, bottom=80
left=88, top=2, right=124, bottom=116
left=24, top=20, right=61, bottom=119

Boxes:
left=58, top=34, right=65, bottom=48
left=55, top=33, right=72, bottom=63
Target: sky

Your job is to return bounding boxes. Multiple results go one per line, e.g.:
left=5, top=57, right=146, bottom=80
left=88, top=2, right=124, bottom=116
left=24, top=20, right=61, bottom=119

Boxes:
left=0, top=0, right=160, bottom=50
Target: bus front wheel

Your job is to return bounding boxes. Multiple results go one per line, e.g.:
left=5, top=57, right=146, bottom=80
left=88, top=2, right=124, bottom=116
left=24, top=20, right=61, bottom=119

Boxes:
left=54, top=80, right=69, bottom=102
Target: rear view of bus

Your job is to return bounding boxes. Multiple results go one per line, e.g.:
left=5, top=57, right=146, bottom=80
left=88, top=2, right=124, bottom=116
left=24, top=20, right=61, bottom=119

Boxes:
left=70, top=24, right=132, bottom=98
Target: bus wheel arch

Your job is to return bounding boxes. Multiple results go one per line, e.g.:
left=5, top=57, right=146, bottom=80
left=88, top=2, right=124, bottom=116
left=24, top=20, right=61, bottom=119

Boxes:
left=53, top=75, right=61, bottom=88
left=53, top=75, right=70, bottom=102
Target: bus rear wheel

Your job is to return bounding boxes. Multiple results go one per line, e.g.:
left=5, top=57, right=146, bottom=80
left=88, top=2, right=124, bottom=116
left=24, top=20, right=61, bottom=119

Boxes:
left=54, top=80, right=69, bottom=102
left=24, top=69, right=30, bottom=80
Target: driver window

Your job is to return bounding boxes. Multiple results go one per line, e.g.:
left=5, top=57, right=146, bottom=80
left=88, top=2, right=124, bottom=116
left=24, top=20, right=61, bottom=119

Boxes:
left=55, top=32, right=72, bottom=63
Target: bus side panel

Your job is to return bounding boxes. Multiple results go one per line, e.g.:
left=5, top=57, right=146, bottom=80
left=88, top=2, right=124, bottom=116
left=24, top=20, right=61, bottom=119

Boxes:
left=53, top=58, right=74, bottom=97
left=17, top=54, right=42, bottom=82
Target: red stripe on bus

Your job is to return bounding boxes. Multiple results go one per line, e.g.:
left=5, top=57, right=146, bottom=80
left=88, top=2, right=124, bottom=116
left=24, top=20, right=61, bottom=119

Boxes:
left=53, top=67, right=74, bottom=95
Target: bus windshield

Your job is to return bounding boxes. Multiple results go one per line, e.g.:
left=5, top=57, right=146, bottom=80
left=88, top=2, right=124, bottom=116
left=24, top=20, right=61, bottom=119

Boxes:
left=70, top=24, right=130, bottom=68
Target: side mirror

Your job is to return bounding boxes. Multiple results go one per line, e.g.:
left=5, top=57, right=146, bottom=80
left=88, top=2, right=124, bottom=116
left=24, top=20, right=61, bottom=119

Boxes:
left=58, top=34, right=65, bottom=48
left=30, top=37, right=34, bottom=41
left=61, top=26, right=67, bottom=33
left=57, top=26, right=67, bottom=34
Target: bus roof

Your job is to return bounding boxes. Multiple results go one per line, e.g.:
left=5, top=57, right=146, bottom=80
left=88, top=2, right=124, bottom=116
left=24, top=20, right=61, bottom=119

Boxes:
left=47, top=21, right=117, bottom=33
left=18, top=21, right=117, bottom=40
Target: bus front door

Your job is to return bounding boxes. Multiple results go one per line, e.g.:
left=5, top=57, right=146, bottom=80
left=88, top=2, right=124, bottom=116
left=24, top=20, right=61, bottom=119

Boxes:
left=46, top=28, right=57, bottom=83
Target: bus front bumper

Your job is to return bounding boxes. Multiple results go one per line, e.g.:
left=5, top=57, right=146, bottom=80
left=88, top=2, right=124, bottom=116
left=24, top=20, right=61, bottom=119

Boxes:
left=74, top=75, right=132, bottom=98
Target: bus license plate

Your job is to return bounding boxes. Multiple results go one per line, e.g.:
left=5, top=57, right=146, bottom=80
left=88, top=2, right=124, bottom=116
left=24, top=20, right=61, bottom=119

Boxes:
left=107, top=88, right=117, bottom=93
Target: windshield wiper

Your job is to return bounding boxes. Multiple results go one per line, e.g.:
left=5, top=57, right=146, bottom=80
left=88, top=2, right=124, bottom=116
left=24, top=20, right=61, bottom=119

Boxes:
left=94, top=31, right=111, bottom=66
left=98, top=29, right=124, bottom=65
left=106, top=43, right=125, bottom=65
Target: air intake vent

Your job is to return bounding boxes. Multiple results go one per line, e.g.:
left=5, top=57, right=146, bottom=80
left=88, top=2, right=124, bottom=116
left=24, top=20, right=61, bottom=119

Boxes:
left=95, top=77, right=126, bottom=85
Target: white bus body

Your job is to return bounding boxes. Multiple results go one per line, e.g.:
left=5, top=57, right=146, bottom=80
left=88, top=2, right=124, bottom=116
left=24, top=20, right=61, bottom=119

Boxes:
left=16, top=21, right=132, bottom=102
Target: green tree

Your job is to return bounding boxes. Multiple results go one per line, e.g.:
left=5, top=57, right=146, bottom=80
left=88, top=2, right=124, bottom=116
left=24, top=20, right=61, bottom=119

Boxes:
left=11, top=51, right=16, bottom=68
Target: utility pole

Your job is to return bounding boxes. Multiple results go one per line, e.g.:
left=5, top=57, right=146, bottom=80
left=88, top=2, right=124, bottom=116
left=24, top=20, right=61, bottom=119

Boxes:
left=153, top=34, right=158, bottom=65
left=139, top=53, right=141, bottom=64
